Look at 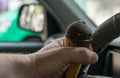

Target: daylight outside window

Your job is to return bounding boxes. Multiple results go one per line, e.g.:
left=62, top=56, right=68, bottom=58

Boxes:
left=74, top=0, right=120, bottom=26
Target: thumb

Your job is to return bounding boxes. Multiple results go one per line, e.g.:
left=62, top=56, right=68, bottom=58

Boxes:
left=59, top=47, right=98, bottom=64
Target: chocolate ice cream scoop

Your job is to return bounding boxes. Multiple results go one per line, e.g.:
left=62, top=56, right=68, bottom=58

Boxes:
left=65, top=20, right=92, bottom=48
left=64, top=20, right=92, bottom=78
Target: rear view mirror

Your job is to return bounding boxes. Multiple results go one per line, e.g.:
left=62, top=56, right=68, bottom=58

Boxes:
left=19, top=4, right=46, bottom=32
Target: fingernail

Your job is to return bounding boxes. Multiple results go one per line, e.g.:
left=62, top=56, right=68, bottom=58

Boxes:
left=91, top=53, right=98, bottom=63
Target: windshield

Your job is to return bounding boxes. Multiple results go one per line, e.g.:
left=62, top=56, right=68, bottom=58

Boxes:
left=73, top=0, right=120, bottom=26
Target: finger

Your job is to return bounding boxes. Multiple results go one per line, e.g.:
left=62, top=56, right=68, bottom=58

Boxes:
left=51, top=37, right=64, bottom=46
left=58, top=47, right=98, bottom=64
left=44, top=37, right=64, bottom=48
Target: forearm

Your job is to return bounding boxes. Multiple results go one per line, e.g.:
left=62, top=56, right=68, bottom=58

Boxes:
left=0, top=53, right=34, bottom=78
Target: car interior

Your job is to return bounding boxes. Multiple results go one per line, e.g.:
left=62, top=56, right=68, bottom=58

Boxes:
left=0, top=0, right=120, bottom=78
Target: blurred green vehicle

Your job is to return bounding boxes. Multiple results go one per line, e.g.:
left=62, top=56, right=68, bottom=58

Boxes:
left=0, top=3, right=47, bottom=42
left=0, top=0, right=87, bottom=42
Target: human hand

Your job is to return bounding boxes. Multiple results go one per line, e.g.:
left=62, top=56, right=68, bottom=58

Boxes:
left=30, top=38, right=98, bottom=78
